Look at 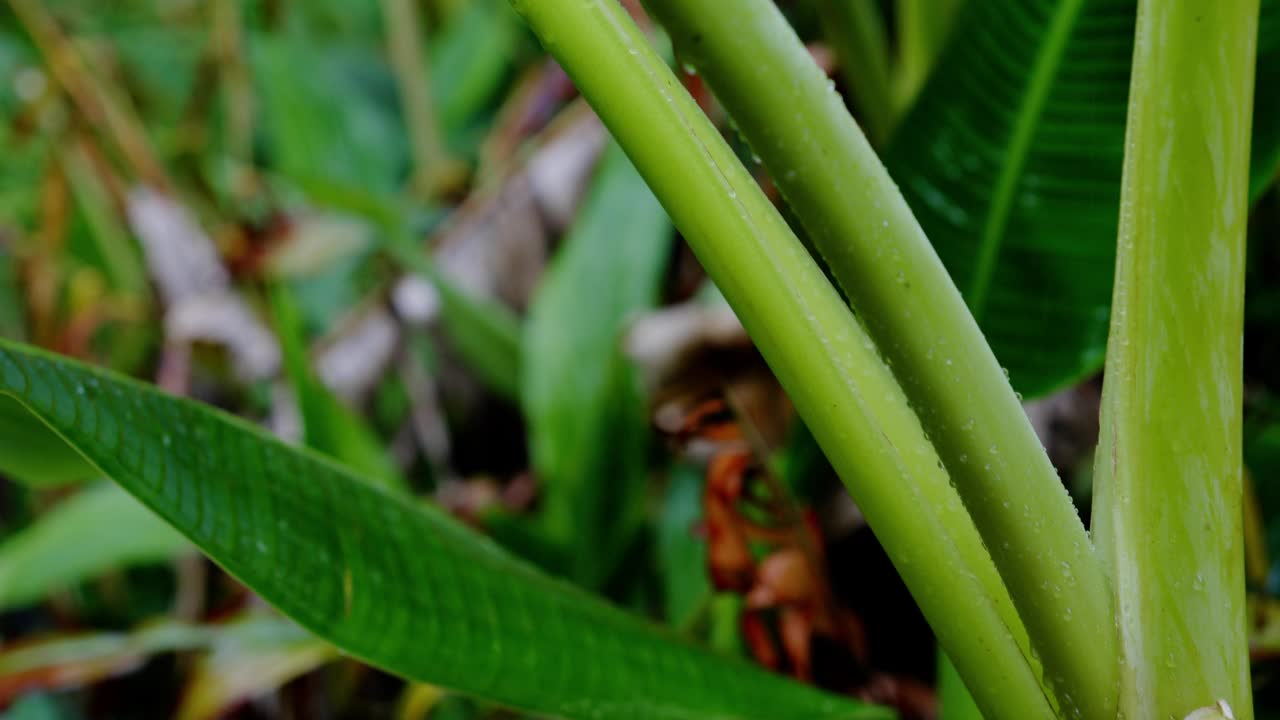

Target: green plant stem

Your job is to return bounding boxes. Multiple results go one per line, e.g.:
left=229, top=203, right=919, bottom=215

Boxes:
left=1092, top=1, right=1259, bottom=717
left=380, top=0, right=458, bottom=198
left=642, top=1, right=1112, bottom=716
left=894, top=0, right=961, bottom=111
left=505, top=1, right=1051, bottom=717
left=816, top=0, right=893, bottom=145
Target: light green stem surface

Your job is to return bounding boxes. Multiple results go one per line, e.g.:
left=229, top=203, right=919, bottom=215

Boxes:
left=506, top=1, right=1052, bottom=716
left=1092, top=1, right=1259, bottom=717
left=642, top=1, right=1112, bottom=716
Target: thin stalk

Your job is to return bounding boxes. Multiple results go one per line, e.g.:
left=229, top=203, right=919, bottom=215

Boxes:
left=816, top=0, right=893, bottom=146
left=506, top=1, right=1050, bottom=717
left=10, top=0, right=170, bottom=190
left=894, top=0, right=961, bottom=112
left=642, top=1, right=1113, bottom=716
left=380, top=0, right=461, bottom=198
left=211, top=0, right=254, bottom=166
left=1092, top=1, right=1259, bottom=717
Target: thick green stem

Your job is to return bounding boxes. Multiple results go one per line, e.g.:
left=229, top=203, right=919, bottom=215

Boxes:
left=506, top=1, right=1051, bottom=716
left=643, top=1, right=1112, bottom=716
left=1092, top=1, right=1259, bottom=717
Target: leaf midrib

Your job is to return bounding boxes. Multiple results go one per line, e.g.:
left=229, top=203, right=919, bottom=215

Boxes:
left=966, top=0, right=1088, bottom=318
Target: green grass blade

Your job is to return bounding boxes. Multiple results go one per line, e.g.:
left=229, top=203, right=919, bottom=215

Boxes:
left=523, top=143, right=672, bottom=587
left=269, top=283, right=408, bottom=493
left=0, top=339, right=885, bottom=720
left=1092, top=1, right=1259, bottom=717
left=643, top=1, right=1112, bottom=715
left=504, top=1, right=1051, bottom=717
left=0, top=483, right=189, bottom=611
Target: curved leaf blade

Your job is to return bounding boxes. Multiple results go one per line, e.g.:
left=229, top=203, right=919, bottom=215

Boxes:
left=0, top=483, right=189, bottom=610
left=523, top=143, right=672, bottom=587
left=887, top=0, right=1280, bottom=397
left=0, top=340, right=884, bottom=720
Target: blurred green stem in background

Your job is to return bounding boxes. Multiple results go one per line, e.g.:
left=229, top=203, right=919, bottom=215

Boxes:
left=815, top=0, right=893, bottom=145
left=380, top=0, right=464, bottom=198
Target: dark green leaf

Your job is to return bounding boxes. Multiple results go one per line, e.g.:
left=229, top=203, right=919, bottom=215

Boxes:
left=656, top=464, right=710, bottom=630
left=0, top=394, right=97, bottom=487
left=887, top=0, right=1280, bottom=397
left=523, top=144, right=673, bottom=587
left=0, top=340, right=885, bottom=720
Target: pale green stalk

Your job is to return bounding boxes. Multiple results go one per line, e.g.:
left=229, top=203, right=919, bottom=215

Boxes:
left=506, top=1, right=1051, bottom=716
left=642, top=1, right=1112, bottom=716
left=1092, top=1, right=1259, bottom=717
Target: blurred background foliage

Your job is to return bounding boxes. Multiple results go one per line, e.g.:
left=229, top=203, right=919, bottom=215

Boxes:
left=0, top=0, right=1277, bottom=719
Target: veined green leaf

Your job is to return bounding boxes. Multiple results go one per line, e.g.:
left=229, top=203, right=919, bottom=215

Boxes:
left=0, top=394, right=98, bottom=487
left=0, top=483, right=189, bottom=611
left=886, top=0, right=1280, bottom=397
left=523, top=143, right=672, bottom=587
left=0, top=340, right=884, bottom=720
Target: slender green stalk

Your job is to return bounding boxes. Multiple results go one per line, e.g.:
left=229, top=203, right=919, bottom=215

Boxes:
left=211, top=0, right=253, bottom=166
left=380, top=0, right=459, bottom=198
left=816, top=0, right=893, bottom=145
left=894, top=0, right=961, bottom=111
left=1092, top=1, right=1259, bottom=717
left=642, top=1, right=1112, bottom=716
left=506, top=1, right=1051, bottom=717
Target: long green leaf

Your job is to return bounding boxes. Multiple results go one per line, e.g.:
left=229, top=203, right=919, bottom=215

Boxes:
left=1091, top=0, right=1257, bottom=717
left=0, top=483, right=189, bottom=611
left=886, top=0, right=1280, bottom=397
left=523, top=143, right=672, bottom=587
left=0, top=340, right=883, bottom=720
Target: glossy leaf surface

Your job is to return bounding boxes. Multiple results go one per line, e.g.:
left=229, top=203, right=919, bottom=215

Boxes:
left=0, top=340, right=883, bottom=720
left=887, top=0, right=1280, bottom=397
